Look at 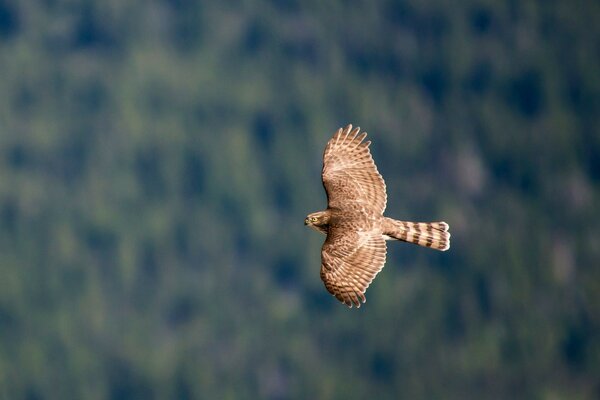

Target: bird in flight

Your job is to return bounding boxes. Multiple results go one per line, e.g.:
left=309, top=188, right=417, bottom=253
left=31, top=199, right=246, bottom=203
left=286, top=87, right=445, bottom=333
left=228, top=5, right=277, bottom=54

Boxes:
left=305, top=124, right=450, bottom=308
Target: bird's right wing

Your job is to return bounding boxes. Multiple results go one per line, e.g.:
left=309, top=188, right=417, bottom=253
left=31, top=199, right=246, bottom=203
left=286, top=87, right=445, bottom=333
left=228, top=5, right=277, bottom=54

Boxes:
left=320, top=228, right=387, bottom=308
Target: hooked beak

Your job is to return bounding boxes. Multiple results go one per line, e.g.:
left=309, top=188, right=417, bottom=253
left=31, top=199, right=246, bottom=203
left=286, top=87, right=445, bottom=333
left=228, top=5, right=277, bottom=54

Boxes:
left=304, top=218, right=309, bottom=225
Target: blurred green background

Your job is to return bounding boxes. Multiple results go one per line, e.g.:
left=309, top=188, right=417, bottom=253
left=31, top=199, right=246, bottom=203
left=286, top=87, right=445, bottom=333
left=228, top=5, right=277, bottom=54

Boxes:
left=0, top=0, right=599, bottom=399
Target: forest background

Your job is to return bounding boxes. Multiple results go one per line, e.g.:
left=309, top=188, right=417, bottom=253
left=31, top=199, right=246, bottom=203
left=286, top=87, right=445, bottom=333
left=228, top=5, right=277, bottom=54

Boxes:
left=0, top=0, right=598, bottom=398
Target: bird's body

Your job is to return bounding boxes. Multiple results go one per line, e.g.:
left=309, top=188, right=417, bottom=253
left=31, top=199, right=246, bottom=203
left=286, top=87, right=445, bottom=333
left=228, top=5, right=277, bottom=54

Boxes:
left=305, top=125, right=450, bottom=308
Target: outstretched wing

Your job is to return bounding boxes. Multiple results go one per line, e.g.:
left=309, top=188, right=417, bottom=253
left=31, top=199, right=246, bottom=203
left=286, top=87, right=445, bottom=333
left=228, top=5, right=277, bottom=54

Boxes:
left=320, top=228, right=387, bottom=308
left=322, top=125, right=387, bottom=215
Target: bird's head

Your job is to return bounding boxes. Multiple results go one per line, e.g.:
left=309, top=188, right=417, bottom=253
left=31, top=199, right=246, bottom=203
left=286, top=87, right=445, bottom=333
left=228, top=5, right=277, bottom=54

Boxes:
left=304, top=211, right=330, bottom=234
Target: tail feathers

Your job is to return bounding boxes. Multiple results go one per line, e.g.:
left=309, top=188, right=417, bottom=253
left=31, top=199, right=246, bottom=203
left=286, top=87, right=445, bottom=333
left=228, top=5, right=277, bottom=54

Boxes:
left=384, top=219, right=450, bottom=251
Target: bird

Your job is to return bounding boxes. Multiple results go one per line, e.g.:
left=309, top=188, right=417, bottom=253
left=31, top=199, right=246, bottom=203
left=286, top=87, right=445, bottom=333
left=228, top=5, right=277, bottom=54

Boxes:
left=305, top=124, right=450, bottom=308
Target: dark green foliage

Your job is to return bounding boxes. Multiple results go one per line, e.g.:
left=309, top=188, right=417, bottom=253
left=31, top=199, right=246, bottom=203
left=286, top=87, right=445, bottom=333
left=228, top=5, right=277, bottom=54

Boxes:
left=0, top=0, right=599, bottom=398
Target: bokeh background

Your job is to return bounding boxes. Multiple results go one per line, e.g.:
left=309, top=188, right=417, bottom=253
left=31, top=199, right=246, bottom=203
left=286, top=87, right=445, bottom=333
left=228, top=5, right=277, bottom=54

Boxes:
left=1, top=0, right=599, bottom=398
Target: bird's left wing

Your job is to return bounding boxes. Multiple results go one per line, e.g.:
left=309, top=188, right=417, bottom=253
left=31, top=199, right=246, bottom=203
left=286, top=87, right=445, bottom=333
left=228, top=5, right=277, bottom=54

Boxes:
left=322, top=125, right=387, bottom=215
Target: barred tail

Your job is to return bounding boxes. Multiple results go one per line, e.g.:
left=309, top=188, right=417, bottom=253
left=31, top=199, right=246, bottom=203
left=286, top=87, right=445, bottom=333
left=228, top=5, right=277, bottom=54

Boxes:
left=383, top=218, right=450, bottom=251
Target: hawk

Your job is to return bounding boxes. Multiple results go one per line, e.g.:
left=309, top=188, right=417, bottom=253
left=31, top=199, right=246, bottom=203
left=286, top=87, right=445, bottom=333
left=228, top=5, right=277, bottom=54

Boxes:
left=305, top=124, right=450, bottom=308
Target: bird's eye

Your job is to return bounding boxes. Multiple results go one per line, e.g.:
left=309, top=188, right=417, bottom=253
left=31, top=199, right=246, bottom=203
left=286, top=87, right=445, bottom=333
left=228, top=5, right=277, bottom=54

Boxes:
left=311, top=217, right=318, bottom=222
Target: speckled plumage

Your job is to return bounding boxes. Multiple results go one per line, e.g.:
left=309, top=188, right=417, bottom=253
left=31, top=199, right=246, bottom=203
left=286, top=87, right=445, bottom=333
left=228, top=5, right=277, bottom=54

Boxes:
left=305, top=125, right=450, bottom=308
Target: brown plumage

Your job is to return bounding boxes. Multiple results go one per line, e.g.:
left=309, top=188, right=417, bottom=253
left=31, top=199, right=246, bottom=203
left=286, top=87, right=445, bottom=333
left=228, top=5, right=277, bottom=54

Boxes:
left=305, top=125, right=450, bottom=308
